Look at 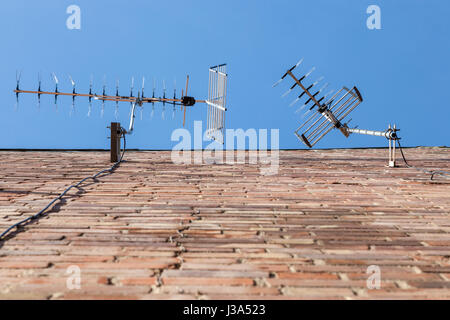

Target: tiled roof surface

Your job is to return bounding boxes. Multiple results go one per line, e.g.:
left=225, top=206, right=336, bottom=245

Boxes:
left=0, top=148, right=449, bottom=300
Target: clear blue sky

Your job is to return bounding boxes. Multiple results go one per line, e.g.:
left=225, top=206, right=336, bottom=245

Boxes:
left=1, top=0, right=449, bottom=149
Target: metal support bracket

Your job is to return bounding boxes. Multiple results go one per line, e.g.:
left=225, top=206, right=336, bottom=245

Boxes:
left=346, top=124, right=400, bottom=168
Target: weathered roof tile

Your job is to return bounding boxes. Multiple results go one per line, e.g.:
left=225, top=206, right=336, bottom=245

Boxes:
left=0, top=148, right=449, bottom=299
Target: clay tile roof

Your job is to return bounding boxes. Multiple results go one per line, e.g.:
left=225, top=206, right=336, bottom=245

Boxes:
left=0, top=148, right=449, bottom=299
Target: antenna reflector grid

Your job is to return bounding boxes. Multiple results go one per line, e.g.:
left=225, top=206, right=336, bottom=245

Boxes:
left=295, top=86, right=363, bottom=147
left=206, top=64, right=227, bottom=144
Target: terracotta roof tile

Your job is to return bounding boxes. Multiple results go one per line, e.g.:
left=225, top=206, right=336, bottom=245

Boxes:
left=0, top=148, right=449, bottom=299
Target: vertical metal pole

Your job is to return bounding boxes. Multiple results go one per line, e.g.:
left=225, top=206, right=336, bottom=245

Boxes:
left=392, top=138, right=396, bottom=167
left=392, top=124, right=397, bottom=167
left=388, top=136, right=392, bottom=166
left=388, top=124, right=396, bottom=168
left=110, top=122, right=121, bottom=163
left=388, top=138, right=395, bottom=167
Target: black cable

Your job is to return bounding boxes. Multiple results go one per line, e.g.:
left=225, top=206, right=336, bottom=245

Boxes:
left=0, top=129, right=127, bottom=241
left=396, top=139, right=450, bottom=180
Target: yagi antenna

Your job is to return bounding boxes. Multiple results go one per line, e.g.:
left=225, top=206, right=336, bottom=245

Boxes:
left=14, top=64, right=229, bottom=143
left=274, top=58, right=400, bottom=167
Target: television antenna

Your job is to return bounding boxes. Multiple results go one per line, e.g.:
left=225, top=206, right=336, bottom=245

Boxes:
left=273, top=58, right=400, bottom=167
left=14, top=64, right=228, bottom=160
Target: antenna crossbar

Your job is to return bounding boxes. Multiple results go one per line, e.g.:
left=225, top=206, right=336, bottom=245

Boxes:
left=14, top=89, right=205, bottom=106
